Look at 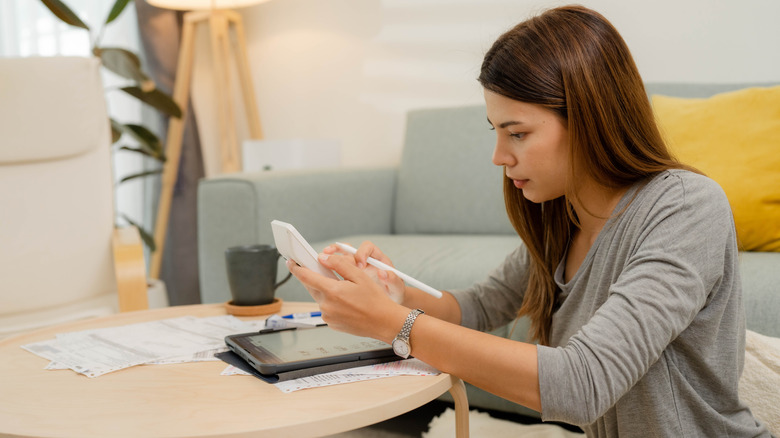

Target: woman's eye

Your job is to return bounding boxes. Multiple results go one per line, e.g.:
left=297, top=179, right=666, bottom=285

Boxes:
left=510, top=132, right=526, bottom=140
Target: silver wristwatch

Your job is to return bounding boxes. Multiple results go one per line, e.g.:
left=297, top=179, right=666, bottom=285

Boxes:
left=392, top=309, right=424, bottom=359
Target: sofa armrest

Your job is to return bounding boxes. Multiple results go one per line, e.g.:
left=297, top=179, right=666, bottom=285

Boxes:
left=198, top=167, right=397, bottom=304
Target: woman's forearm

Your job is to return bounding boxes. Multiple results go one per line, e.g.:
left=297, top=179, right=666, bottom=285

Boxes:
left=404, top=312, right=541, bottom=412
left=402, top=287, right=462, bottom=325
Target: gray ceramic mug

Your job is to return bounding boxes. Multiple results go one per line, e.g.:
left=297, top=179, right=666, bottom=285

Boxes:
left=225, top=244, right=292, bottom=306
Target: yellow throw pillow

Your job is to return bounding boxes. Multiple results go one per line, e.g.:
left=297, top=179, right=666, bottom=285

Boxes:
left=653, top=86, right=780, bottom=252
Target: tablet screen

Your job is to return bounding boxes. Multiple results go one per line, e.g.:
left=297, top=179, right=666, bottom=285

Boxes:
left=233, top=326, right=392, bottom=364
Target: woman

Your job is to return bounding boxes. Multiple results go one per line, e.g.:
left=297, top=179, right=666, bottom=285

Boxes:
left=288, top=5, right=770, bottom=437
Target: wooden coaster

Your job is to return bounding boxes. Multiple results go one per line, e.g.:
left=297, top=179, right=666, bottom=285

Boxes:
left=224, top=297, right=283, bottom=316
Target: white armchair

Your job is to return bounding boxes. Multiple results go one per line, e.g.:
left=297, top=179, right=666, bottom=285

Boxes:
left=0, top=57, right=149, bottom=338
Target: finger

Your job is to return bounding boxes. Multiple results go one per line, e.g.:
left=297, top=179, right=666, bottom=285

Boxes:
left=322, top=245, right=338, bottom=255
left=318, top=253, right=373, bottom=285
left=287, top=258, right=342, bottom=295
left=322, top=243, right=346, bottom=255
left=286, top=259, right=323, bottom=302
left=383, top=269, right=399, bottom=283
left=353, top=242, right=370, bottom=269
left=355, top=241, right=394, bottom=269
left=379, top=270, right=402, bottom=290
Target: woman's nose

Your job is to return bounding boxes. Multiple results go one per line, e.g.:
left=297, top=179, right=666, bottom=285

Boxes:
left=492, top=140, right=514, bottom=167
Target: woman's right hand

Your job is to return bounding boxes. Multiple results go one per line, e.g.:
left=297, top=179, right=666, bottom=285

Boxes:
left=323, top=241, right=407, bottom=304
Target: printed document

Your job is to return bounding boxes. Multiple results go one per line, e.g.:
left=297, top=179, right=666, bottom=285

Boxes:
left=22, top=315, right=259, bottom=377
left=222, top=358, right=441, bottom=393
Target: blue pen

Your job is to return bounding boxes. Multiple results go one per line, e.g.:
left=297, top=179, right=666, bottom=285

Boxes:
left=281, top=311, right=322, bottom=319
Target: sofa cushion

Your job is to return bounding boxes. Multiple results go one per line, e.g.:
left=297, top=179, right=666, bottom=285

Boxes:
left=394, top=106, right=515, bottom=236
left=274, top=233, right=523, bottom=303
left=652, top=86, right=780, bottom=251
left=740, top=252, right=780, bottom=338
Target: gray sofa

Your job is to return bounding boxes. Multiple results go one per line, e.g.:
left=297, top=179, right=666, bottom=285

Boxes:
left=198, top=83, right=780, bottom=418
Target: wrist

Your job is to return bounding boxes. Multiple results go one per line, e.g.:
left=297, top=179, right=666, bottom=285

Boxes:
left=379, top=304, right=412, bottom=344
left=391, top=308, right=425, bottom=359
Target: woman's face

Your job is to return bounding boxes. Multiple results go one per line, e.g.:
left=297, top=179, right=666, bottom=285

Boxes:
left=484, top=89, right=570, bottom=204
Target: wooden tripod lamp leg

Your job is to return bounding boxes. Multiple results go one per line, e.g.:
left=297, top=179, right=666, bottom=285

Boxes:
left=150, top=9, right=264, bottom=281
left=229, top=10, right=263, bottom=140
left=210, top=11, right=241, bottom=174
left=149, top=11, right=203, bottom=280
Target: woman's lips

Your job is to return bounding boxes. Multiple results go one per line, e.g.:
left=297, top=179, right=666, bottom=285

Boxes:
left=513, top=179, right=529, bottom=189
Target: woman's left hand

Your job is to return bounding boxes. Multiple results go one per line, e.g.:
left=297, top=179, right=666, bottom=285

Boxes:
left=286, top=253, right=407, bottom=341
left=322, top=242, right=406, bottom=304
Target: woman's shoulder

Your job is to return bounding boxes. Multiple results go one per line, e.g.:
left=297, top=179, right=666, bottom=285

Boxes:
left=645, top=169, right=729, bottom=206
left=634, top=169, right=733, bottom=224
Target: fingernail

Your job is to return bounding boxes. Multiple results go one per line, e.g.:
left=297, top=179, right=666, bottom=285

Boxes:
left=358, top=262, right=365, bottom=269
left=319, top=253, right=329, bottom=261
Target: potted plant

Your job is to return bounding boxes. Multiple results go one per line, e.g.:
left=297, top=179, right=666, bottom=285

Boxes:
left=40, top=0, right=182, bottom=253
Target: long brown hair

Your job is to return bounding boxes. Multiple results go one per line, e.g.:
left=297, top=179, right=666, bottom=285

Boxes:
left=479, top=5, right=692, bottom=345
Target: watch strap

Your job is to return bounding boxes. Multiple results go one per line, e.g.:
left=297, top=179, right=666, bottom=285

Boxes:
left=398, top=309, right=424, bottom=342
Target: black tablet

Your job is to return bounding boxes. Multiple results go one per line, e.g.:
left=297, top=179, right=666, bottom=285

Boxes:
left=225, top=326, right=397, bottom=376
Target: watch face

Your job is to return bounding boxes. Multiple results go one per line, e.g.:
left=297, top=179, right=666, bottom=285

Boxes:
left=392, top=338, right=410, bottom=357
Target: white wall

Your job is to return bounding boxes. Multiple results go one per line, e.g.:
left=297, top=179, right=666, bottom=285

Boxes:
left=190, top=0, right=780, bottom=171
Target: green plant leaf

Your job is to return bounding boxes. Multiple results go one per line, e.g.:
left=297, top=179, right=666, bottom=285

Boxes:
left=105, top=0, right=131, bottom=24
left=121, top=86, right=182, bottom=118
left=94, top=47, right=150, bottom=84
left=119, top=169, right=163, bottom=184
left=40, top=0, right=89, bottom=30
left=120, top=214, right=157, bottom=252
left=137, top=225, right=157, bottom=252
left=110, top=118, right=123, bottom=144
left=119, top=146, right=153, bottom=157
left=119, top=145, right=167, bottom=162
left=123, top=124, right=165, bottom=159
left=113, top=121, right=167, bottom=161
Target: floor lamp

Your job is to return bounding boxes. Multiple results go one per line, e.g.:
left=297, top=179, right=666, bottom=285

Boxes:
left=146, top=0, right=269, bottom=279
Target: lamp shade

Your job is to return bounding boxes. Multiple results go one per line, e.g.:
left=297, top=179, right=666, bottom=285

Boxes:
left=146, top=0, right=270, bottom=10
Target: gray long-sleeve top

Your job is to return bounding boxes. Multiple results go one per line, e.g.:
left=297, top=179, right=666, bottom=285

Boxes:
left=451, top=170, right=771, bottom=437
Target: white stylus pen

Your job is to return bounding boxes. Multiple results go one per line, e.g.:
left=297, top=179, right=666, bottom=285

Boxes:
left=334, top=242, right=443, bottom=299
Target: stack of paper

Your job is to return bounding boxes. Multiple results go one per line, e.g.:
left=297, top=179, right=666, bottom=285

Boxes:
left=22, top=315, right=262, bottom=377
left=22, top=314, right=441, bottom=393
left=223, top=358, right=441, bottom=393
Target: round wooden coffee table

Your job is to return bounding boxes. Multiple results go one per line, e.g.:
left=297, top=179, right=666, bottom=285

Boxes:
left=0, top=302, right=469, bottom=437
